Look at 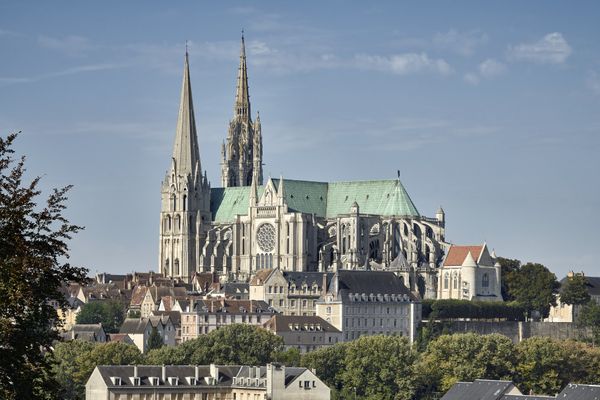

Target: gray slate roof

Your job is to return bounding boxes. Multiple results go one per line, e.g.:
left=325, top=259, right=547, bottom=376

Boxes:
left=558, top=383, right=600, bottom=399
left=283, top=272, right=333, bottom=291
left=441, top=380, right=516, bottom=400
left=334, top=270, right=416, bottom=300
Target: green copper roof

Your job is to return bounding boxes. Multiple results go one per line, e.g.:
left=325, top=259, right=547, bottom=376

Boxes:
left=210, top=178, right=420, bottom=223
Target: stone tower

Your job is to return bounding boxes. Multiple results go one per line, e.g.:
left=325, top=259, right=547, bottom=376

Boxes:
left=221, top=33, right=263, bottom=187
left=158, top=51, right=211, bottom=281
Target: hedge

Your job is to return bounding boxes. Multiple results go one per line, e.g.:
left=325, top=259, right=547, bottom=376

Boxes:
left=422, top=299, right=526, bottom=321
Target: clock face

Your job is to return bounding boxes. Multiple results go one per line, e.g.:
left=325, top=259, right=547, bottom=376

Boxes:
left=256, top=223, right=276, bottom=252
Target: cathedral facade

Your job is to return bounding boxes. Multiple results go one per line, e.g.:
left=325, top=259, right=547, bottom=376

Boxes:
left=158, top=36, right=449, bottom=299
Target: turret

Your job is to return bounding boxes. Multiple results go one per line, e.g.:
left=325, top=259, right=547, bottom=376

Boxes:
left=462, top=251, right=477, bottom=300
left=436, top=206, right=445, bottom=226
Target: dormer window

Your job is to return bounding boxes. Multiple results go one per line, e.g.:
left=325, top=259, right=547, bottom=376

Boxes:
left=131, top=377, right=141, bottom=386
left=110, top=377, right=122, bottom=386
left=168, top=377, right=179, bottom=386
left=149, top=377, right=160, bottom=386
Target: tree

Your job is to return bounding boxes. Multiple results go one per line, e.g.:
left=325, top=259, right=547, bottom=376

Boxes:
left=414, top=333, right=516, bottom=396
left=496, top=257, right=521, bottom=301
left=514, top=337, right=590, bottom=396
left=48, top=341, right=142, bottom=400
left=560, top=274, right=590, bottom=306
left=76, top=300, right=125, bottom=333
left=578, top=301, right=600, bottom=345
left=147, top=326, right=164, bottom=351
left=340, top=335, right=417, bottom=400
left=145, top=345, right=187, bottom=365
left=0, top=133, right=88, bottom=399
left=507, top=263, right=559, bottom=318
left=301, top=342, right=347, bottom=398
left=272, top=347, right=301, bottom=367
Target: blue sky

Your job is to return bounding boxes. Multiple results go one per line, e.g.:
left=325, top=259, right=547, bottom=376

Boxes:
left=1, top=2, right=599, bottom=278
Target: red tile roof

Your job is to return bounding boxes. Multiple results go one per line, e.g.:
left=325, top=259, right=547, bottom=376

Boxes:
left=443, top=245, right=484, bottom=267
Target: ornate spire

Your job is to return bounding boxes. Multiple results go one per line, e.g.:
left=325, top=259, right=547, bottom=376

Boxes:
left=234, top=33, right=250, bottom=118
left=172, top=51, right=201, bottom=178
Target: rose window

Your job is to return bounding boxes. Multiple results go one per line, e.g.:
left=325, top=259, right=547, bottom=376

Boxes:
left=256, top=224, right=276, bottom=252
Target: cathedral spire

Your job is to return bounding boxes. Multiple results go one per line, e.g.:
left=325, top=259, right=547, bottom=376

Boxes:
left=234, top=32, right=251, bottom=118
left=172, top=51, right=201, bottom=178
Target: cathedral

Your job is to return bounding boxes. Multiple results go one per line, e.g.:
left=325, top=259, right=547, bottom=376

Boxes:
left=158, top=35, right=449, bottom=299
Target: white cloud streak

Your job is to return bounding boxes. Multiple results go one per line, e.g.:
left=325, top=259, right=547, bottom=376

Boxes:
left=433, top=29, right=488, bottom=56
left=508, top=32, right=572, bottom=64
left=354, top=53, right=452, bottom=75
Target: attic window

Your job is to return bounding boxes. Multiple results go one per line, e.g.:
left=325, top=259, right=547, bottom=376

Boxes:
left=387, top=193, right=390, bottom=198
left=306, top=195, right=309, bottom=199
left=110, top=377, right=122, bottom=386
left=319, top=196, right=323, bottom=201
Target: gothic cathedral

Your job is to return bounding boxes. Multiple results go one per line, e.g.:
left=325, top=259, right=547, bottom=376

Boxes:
left=158, top=35, right=449, bottom=299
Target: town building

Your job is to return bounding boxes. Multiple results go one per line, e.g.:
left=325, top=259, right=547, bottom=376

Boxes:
left=86, top=364, right=330, bottom=400
left=315, top=270, right=421, bottom=343
left=61, top=323, right=107, bottom=343
left=180, top=299, right=273, bottom=341
left=119, top=315, right=176, bottom=353
left=249, top=269, right=332, bottom=315
left=442, top=379, right=600, bottom=400
left=547, top=272, right=600, bottom=322
left=157, top=35, right=448, bottom=299
left=436, top=244, right=502, bottom=301
left=263, top=315, right=342, bottom=353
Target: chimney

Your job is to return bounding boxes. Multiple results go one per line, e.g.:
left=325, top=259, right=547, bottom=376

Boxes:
left=133, top=365, right=138, bottom=378
left=210, top=364, right=219, bottom=381
left=321, top=273, right=328, bottom=297
left=162, top=365, right=166, bottom=383
left=195, top=366, right=200, bottom=381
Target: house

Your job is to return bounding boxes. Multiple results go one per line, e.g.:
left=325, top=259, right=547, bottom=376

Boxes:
left=61, top=323, right=107, bottom=343
left=249, top=268, right=333, bottom=316
left=180, top=299, right=272, bottom=342
left=315, top=270, right=421, bottom=343
left=442, top=379, right=600, bottom=399
left=151, top=310, right=182, bottom=344
left=547, top=272, right=600, bottom=322
left=130, top=285, right=189, bottom=318
left=86, top=363, right=330, bottom=400
left=207, top=282, right=250, bottom=300
left=119, top=316, right=176, bottom=353
left=437, top=243, right=503, bottom=301
left=263, top=315, right=342, bottom=353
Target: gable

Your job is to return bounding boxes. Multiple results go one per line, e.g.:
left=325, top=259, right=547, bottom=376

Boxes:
left=444, top=245, right=484, bottom=267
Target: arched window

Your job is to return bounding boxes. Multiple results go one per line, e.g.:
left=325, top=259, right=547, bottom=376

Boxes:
left=167, top=215, right=172, bottom=231
left=269, top=254, right=273, bottom=269
left=482, top=273, right=489, bottom=288
left=174, top=259, right=180, bottom=276
left=425, top=245, right=431, bottom=262
left=453, top=273, right=458, bottom=289
left=183, top=194, right=187, bottom=211
left=260, top=254, right=264, bottom=269
left=443, top=272, right=449, bottom=289
left=172, top=195, right=176, bottom=211
left=256, top=254, right=260, bottom=269
left=174, top=215, right=181, bottom=233
left=164, top=258, right=170, bottom=274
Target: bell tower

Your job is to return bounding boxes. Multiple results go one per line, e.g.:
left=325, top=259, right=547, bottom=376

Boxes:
left=221, top=33, right=263, bottom=187
left=158, top=51, right=210, bottom=281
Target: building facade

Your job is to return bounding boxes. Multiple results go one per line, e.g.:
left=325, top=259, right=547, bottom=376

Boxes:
left=158, top=35, right=449, bottom=299
left=86, top=364, right=331, bottom=400
left=180, top=299, right=272, bottom=341
left=315, top=270, right=421, bottom=343
left=262, top=315, right=342, bottom=353
left=436, top=244, right=502, bottom=301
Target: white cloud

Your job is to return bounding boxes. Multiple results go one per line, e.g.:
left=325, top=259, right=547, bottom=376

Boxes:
left=508, top=32, right=572, bottom=64
left=464, top=73, right=480, bottom=85
left=354, top=53, right=452, bottom=76
left=0, top=63, right=126, bottom=87
left=478, top=58, right=506, bottom=78
left=38, top=35, right=91, bottom=56
left=587, top=71, right=600, bottom=95
left=433, top=29, right=488, bottom=56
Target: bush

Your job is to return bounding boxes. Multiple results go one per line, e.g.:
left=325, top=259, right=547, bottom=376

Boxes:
left=422, top=299, right=526, bottom=321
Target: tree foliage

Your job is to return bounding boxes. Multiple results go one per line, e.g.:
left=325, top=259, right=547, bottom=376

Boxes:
left=49, top=340, right=142, bottom=400
left=147, top=326, right=164, bottom=351
left=578, top=301, right=600, bottom=345
left=560, top=274, right=591, bottom=306
left=496, top=257, right=521, bottom=301
left=422, top=299, right=526, bottom=321
left=0, top=133, right=88, bottom=399
left=415, top=333, right=516, bottom=396
left=301, top=342, right=347, bottom=398
left=506, top=263, right=559, bottom=318
left=76, top=300, right=125, bottom=333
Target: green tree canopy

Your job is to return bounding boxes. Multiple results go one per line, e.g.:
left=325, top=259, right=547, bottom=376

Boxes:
left=514, top=337, right=600, bottom=396
left=0, top=133, right=88, bottom=399
left=301, top=342, right=347, bottom=397
left=75, top=300, right=125, bottom=333
left=339, top=335, right=417, bottom=400
left=144, top=345, right=187, bottom=365
left=147, top=326, right=164, bottom=351
left=506, top=263, right=559, bottom=318
left=415, top=333, right=516, bottom=396
left=578, top=301, right=600, bottom=345
left=48, top=341, right=142, bottom=400
left=560, top=274, right=591, bottom=306
left=496, top=257, right=521, bottom=301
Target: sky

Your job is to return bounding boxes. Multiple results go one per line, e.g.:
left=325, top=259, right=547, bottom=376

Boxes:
left=0, top=1, right=599, bottom=279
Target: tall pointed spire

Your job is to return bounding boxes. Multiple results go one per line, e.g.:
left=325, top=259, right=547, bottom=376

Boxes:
left=234, top=32, right=250, bottom=118
left=172, top=51, right=201, bottom=177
